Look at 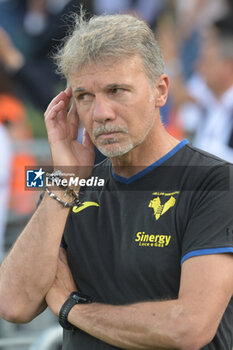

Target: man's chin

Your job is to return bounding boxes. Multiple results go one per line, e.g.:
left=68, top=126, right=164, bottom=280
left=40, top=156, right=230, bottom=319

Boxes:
left=97, top=143, right=134, bottom=158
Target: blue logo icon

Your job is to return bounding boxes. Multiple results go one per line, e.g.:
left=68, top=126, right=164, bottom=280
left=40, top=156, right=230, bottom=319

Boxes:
left=26, top=168, right=45, bottom=188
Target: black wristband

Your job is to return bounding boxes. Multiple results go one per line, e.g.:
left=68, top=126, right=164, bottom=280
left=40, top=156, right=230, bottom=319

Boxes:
left=59, top=291, right=93, bottom=330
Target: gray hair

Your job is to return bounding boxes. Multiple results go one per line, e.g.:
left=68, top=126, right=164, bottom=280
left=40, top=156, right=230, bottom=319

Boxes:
left=54, top=13, right=165, bottom=85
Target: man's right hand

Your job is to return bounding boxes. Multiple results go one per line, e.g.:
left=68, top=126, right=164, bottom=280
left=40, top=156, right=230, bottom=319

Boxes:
left=44, top=86, right=95, bottom=179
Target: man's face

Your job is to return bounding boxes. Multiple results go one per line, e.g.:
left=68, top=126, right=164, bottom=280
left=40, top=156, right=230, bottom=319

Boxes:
left=69, top=56, right=164, bottom=158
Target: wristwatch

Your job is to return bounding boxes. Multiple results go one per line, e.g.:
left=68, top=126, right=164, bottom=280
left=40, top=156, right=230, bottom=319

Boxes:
left=59, top=291, right=93, bottom=330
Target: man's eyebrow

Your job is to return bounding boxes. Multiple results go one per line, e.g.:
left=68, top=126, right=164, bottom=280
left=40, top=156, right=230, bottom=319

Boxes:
left=106, top=83, right=132, bottom=89
left=73, top=84, right=132, bottom=94
left=74, top=87, right=87, bottom=94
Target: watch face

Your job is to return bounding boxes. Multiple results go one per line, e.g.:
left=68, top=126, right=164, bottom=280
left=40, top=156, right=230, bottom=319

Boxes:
left=71, top=291, right=92, bottom=303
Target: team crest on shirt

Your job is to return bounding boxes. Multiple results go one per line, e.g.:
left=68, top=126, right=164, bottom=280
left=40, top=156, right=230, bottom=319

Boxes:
left=148, top=191, right=179, bottom=221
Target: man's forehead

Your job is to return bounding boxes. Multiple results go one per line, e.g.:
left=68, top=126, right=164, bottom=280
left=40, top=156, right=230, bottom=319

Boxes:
left=69, top=56, right=145, bottom=85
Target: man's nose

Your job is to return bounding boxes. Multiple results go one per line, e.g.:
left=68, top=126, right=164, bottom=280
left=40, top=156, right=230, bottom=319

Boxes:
left=93, top=96, right=115, bottom=123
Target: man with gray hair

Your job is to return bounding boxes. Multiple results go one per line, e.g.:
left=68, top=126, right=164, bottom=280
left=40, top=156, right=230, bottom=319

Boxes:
left=0, top=13, right=233, bottom=350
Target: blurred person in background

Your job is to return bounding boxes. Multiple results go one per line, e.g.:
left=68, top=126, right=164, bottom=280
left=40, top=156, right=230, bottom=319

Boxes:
left=0, top=68, right=38, bottom=224
left=172, top=0, right=229, bottom=79
left=189, top=14, right=233, bottom=161
left=23, top=0, right=73, bottom=37
left=0, top=0, right=92, bottom=112
left=0, top=24, right=54, bottom=112
left=0, top=94, right=38, bottom=216
left=159, top=2, right=233, bottom=163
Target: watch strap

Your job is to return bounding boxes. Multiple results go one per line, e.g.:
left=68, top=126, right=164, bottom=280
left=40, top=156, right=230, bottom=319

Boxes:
left=59, top=291, right=93, bottom=330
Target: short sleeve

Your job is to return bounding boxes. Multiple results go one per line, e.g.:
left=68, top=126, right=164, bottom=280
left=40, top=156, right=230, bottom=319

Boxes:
left=181, top=165, right=233, bottom=264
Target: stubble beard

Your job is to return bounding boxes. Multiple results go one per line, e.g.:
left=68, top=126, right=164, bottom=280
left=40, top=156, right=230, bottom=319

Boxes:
left=93, top=108, right=156, bottom=158
left=97, top=139, right=134, bottom=157
left=96, top=123, right=153, bottom=158
left=94, top=124, right=133, bottom=157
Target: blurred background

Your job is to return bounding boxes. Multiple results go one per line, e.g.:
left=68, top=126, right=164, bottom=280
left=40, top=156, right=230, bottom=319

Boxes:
left=0, top=0, right=233, bottom=349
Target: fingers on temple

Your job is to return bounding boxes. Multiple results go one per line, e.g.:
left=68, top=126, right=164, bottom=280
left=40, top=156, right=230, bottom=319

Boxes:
left=64, top=85, right=72, bottom=98
left=44, top=90, right=72, bottom=120
left=44, top=100, right=65, bottom=123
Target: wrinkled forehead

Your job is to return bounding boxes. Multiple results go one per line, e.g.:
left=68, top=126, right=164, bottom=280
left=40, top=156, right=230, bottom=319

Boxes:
left=68, top=55, right=147, bottom=87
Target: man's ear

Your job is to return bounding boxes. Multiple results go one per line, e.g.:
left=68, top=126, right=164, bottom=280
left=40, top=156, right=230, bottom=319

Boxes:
left=154, top=74, right=169, bottom=107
